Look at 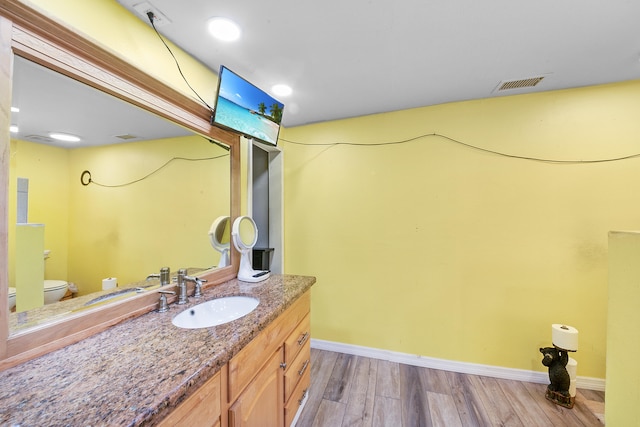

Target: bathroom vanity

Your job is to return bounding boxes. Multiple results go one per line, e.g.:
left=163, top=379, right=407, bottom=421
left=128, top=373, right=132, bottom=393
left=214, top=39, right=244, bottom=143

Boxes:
left=0, top=274, right=315, bottom=426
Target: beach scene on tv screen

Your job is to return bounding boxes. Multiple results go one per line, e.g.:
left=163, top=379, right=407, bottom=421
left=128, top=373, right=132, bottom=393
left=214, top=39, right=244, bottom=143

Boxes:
left=214, top=68, right=284, bottom=145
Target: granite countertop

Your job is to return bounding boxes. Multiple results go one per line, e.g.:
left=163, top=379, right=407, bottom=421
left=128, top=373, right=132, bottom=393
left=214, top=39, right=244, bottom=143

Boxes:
left=9, top=269, right=202, bottom=333
left=0, top=274, right=315, bottom=426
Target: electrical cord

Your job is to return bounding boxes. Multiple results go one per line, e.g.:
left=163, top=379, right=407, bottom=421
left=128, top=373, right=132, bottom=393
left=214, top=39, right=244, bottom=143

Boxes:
left=85, top=153, right=228, bottom=188
left=279, top=132, right=640, bottom=164
left=146, top=12, right=214, bottom=113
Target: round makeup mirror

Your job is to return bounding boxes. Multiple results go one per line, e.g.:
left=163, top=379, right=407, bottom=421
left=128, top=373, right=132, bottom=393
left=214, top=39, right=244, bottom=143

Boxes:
left=232, top=216, right=270, bottom=282
left=209, top=216, right=231, bottom=268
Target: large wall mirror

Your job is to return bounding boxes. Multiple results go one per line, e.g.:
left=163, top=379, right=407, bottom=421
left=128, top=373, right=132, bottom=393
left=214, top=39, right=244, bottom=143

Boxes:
left=8, top=56, right=230, bottom=332
left=0, top=1, right=241, bottom=369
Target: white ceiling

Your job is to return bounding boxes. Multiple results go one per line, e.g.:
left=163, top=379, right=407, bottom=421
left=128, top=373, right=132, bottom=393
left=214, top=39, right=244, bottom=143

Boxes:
left=115, top=0, right=640, bottom=128
left=10, top=0, right=640, bottom=146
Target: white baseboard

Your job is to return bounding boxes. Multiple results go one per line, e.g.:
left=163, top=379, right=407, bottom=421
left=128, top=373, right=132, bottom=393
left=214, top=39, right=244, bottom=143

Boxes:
left=310, top=339, right=605, bottom=392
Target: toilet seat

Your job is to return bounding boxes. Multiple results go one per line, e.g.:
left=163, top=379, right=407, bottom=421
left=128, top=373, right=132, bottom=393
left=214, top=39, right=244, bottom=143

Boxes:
left=44, top=280, right=68, bottom=291
left=8, top=286, right=16, bottom=297
left=43, top=280, right=69, bottom=305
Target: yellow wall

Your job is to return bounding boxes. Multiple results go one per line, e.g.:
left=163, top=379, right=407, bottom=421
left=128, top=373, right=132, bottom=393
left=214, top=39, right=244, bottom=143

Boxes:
left=9, top=136, right=229, bottom=295
left=607, top=231, right=640, bottom=425
left=282, top=80, right=640, bottom=379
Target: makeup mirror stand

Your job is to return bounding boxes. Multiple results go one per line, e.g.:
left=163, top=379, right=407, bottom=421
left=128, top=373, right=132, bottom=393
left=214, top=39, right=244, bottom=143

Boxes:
left=232, top=216, right=270, bottom=283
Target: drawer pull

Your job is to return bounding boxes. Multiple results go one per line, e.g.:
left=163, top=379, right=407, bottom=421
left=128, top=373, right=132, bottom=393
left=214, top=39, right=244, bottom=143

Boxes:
left=298, top=388, right=309, bottom=406
left=298, top=359, right=310, bottom=377
left=280, top=362, right=287, bottom=370
left=297, top=332, right=309, bottom=346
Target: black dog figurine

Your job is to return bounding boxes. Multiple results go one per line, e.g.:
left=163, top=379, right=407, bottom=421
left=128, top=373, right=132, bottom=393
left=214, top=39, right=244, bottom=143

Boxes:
left=539, top=346, right=573, bottom=408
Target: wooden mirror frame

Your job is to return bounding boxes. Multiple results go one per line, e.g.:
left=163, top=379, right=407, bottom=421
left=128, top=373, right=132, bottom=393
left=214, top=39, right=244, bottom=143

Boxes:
left=0, top=1, right=241, bottom=370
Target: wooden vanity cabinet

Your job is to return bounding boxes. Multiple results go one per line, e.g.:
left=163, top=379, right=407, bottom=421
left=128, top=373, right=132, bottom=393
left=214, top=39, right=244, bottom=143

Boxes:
left=227, top=291, right=311, bottom=427
left=158, top=371, right=221, bottom=427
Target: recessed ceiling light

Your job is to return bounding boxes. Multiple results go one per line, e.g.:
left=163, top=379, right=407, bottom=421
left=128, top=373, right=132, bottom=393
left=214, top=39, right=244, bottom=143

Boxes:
left=11, top=106, right=19, bottom=113
left=10, top=125, right=18, bottom=133
left=272, top=84, right=292, bottom=97
left=208, top=17, right=241, bottom=41
left=49, top=132, right=81, bottom=142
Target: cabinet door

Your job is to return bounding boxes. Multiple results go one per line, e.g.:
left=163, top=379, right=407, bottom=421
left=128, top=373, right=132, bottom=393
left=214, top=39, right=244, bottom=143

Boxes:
left=158, top=371, right=221, bottom=427
left=229, top=348, right=284, bottom=427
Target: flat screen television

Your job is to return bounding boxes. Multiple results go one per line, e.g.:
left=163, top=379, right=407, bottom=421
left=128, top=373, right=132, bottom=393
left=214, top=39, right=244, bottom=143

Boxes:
left=212, top=66, right=284, bottom=146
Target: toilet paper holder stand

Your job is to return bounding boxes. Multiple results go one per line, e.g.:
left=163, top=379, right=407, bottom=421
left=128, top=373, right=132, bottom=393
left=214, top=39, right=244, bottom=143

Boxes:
left=539, top=323, right=579, bottom=408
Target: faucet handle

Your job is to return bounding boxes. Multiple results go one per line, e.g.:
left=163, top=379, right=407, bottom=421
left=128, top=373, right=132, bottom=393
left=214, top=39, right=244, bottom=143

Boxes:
left=157, top=290, right=176, bottom=312
left=193, top=278, right=207, bottom=298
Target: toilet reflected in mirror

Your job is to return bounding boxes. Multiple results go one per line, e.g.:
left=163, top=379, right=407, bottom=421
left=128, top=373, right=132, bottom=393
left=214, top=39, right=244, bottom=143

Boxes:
left=8, top=287, right=16, bottom=311
left=232, top=216, right=270, bottom=283
left=209, top=216, right=231, bottom=269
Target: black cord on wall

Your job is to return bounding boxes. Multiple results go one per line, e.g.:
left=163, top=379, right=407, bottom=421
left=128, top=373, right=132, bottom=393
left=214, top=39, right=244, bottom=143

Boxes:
left=146, top=12, right=214, bottom=113
left=81, top=153, right=228, bottom=188
left=279, top=132, right=640, bottom=164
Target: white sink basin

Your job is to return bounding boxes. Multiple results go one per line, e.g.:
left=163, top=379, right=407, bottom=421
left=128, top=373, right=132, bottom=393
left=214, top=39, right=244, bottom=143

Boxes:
left=172, top=296, right=259, bottom=329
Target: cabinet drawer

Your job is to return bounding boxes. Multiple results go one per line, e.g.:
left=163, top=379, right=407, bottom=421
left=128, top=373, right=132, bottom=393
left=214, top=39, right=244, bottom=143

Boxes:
left=228, top=291, right=310, bottom=403
left=283, top=313, right=310, bottom=367
left=284, top=364, right=311, bottom=427
left=158, top=371, right=221, bottom=427
left=284, top=338, right=310, bottom=402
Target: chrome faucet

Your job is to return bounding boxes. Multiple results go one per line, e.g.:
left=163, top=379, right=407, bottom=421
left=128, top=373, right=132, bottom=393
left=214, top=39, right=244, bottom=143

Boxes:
left=158, top=268, right=208, bottom=311
left=176, top=268, right=189, bottom=304
left=146, top=267, right=171, bottom=286
left=174, top=268, right=208, bottom=303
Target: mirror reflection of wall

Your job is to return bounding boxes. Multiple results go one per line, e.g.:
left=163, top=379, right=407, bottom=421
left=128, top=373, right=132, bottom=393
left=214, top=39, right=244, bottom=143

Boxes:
left=7, top=56, right=230, bottom=321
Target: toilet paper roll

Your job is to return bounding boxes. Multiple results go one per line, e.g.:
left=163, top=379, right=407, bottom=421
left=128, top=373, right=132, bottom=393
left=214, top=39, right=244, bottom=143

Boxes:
left=566, top=357, right=578, bottom=381
left=552, top=324, right=579, bottom=351
left=102, top=277, right=117, bottom=290
left=569, top=379, right=577, bottom=398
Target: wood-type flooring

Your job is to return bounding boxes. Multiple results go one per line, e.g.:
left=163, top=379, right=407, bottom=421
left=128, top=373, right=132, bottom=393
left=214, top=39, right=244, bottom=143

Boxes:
left=296, top=349, right=605, bottom=427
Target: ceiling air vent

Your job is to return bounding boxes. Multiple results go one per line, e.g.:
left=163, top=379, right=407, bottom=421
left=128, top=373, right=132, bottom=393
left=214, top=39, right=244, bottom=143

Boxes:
left=115, top=134, right=139, bottom=140
left=495, top=76, right=545, bottom=92
left=24, top=134, right=56, bottom=144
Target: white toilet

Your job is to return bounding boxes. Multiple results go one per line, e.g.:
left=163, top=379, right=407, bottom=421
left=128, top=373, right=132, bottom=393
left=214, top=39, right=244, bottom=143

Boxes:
left=8, top=287, right=16, bottom=311
left=7, top=281, right=68, bottom=310
left=44, top=280, right=69, bottom=304
left=43, top=251, right=69, bottom=304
